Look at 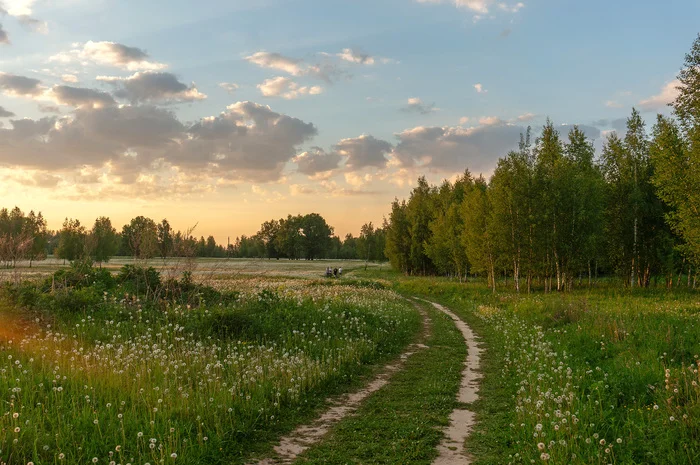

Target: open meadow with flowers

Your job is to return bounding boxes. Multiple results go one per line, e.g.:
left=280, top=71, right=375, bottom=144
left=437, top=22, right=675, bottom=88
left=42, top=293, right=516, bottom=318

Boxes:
left=390, top=273, right=700, bottom=465
left=0, top=261, right=420, bottom=465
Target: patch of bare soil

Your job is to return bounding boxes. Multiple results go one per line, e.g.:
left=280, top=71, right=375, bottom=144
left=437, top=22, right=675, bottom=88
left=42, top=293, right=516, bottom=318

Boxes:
left=427, top=301, right=483, bottom=465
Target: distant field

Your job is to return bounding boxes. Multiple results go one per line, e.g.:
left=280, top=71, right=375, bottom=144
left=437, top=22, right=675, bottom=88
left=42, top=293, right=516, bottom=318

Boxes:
left=0, top=257, right=390, bottom=282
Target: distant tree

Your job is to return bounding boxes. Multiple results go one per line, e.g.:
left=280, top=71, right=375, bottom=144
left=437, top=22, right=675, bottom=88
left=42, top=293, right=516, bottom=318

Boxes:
left=299, top=213, right=333, bottom=260
left=157, top=219, right=174, bottom=259
left=89, top=217, right=119, bottom=266
left=122, top=216, right=158, bottom=259
left=24, top=211, right=48, bottom=267
left=56, top=218, right=87, bottom=263
left=258, top=219, right=281, bottom=259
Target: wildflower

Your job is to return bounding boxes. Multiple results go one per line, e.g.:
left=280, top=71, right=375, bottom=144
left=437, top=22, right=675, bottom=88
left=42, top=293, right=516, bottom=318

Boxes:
left=670, top=416, right=675, bottom=421
left=58, top=453, right=65, bottom=460
left=600, top=439, right=606, bottom=445
left=537, top=443, right=545, bottom=451
left=12, top=413, right=19, bottom=419
left=616, top=438, right=622, bottom=444
left=540, top=453, right=550, bottom=461
left=92, top=459, right=98, bottom=463
left=170, top=453, right=177, bottom=459
left=14, top=427, right=20, bottom=433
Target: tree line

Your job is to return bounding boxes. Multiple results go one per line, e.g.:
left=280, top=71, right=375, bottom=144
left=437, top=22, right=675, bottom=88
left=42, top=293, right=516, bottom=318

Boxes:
left=384, top=35, right=700, bottom=291
left=0, top=210, right=387, bottom=267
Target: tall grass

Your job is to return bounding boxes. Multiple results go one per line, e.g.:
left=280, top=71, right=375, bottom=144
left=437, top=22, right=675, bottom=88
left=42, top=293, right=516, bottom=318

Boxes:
left=390, top=274, right=700, bottom=465
left=0, top=274, right=419, bottom=465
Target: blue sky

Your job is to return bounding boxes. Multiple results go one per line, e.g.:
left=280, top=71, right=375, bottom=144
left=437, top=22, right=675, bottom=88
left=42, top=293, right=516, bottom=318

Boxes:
left=0, top=0, right=697, bottom=239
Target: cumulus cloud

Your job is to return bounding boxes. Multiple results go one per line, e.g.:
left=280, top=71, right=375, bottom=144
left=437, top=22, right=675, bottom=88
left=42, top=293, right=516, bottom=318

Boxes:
left=245, top=51, right=305, bottom=75
left=257, top=76, right=323, bottom=99
left=245, top=50, right=344, bottom=83
left=0, top=105, right=15, bottom=117
left=639, top=79, right=680, bottom=111
left=293, top=147, right=342, bottom=176
left=334, top=135, right=393, bottom=171
left=479, top=116, right=503, bottom=125
left=401, top=97, right=437, bottom=115
left=392, top=121, right=524, bottom=173
left=605, top=100, right=623, bottom=109
left=46, top=85, right=116, bottom=108
left=337, top=48, right=376, bottom=65
left=0, top=72, right=43, bottom=96
left=62, top=74, right=78, bottom=83
left=0, top=101, right=317, bottom=187
left=474, top=83, right=486, bottom=93
left=98, top=71, right=206, bottom=104
left=51, top=41, right=167, bottom=71
left=219, top=82, right=239, bottom=94
left=516, top=112, right=537, bottom=122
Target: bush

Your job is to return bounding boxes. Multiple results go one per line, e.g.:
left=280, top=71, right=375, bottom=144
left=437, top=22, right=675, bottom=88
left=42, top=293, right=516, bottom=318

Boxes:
left=117, top=264, right=162, bottom=295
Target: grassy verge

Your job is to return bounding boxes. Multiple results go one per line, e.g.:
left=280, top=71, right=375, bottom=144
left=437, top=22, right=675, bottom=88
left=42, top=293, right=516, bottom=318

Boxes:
left=367, top=269, right=700, bottom=465
left=294, top=300, right=465, bottom=465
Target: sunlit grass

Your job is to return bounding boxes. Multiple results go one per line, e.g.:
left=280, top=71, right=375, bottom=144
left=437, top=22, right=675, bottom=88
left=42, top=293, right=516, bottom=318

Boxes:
left=0, top=278, right=419, bottom=465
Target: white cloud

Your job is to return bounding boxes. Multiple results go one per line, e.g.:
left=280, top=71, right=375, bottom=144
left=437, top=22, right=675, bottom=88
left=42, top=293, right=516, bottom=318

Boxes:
left=257, top=76, right=323, bottom=100
left=516, top=112, right=537, bottom=122
left=497, top=2, right=524, bottom=12
left=61, top=74, right=78, bottom=83
left=479, top=116, right=502, bottom=125
left=337, top=48, right=375, bottom=65
left=0, top=101, right=318, bottom=189
left=459, top=116, right=470, bottom=125
left=605, top=100, right=623, bottom=109
left=98, top=71, right=206, bottom=104
left=2, top=0, right=37, bottom=16
left=417, top=0, right=525, bottom=16
left=245, top=51, right=305, bottom=76
left=219, top=82, right=239, bottom=94
left=50, top=41, right=167, bottom=71
left=474, top=83, right=486, bottom=93
left=639, top=79, right=680, bottom=111
left=401, top=97, right=438, bottom=114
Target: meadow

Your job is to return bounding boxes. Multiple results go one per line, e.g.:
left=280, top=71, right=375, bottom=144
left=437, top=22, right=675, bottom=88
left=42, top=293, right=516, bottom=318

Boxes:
left=2, top=259, right=700, bottom=465
left=0, top=259, right=418, bottom=465
left=388, top=274, right=700, bottom=465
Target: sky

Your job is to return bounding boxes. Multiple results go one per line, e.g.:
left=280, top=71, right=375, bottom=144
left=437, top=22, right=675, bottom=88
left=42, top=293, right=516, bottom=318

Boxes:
left=0, top=0, right=697, bottom=242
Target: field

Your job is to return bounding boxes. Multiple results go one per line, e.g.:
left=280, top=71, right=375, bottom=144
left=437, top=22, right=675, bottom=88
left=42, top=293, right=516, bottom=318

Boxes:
left=1, top=259, right=700, bottom=464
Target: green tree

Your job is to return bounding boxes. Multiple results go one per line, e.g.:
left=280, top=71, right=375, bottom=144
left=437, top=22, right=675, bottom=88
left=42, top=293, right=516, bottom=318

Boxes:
left=384, top=199, right=411, bottom=273
left=650, top=115, right=700, bottom=265
left=462, top=177, right=497, bottom=290
left=122, top=216, right=158, bottom=259
left=89, top=216, right=119, bottom=266
left=157, top=219, right=174, bottom=259
left=299, top=213, right=333, bottom=260
left=56, top=218, right=87, bottom=263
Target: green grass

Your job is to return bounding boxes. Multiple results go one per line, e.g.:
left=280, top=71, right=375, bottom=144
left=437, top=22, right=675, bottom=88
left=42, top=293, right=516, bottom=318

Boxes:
left=373, top=272, right=700, bottom=465
left=295, top=301, right=465, bottom=464
left=0, top=270, right=421, bottom=465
